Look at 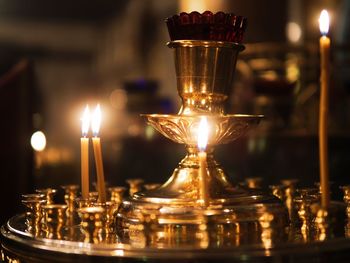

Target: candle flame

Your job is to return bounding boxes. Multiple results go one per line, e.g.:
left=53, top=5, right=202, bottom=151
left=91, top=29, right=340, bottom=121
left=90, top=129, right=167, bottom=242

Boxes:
left=81, top=105, right=90, bottom=137
left=92, top=104, right=101, bottom=136
left=319, top=10, right=329, bottom=35
left=197, top=117, right=209, bottom=151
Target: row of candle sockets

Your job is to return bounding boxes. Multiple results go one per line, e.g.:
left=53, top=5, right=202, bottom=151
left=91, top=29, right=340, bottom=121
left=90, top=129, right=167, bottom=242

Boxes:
left=19, top=177, right=350, bottom=244
left=246, top=177, right=350, bottom=241
left=20, top=178, right=154, bottom=242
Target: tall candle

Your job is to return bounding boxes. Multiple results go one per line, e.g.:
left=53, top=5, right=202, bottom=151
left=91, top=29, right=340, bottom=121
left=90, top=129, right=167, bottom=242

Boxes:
left=197, top=117, right=209, bottom=207
left=318, top=10, right=330, bottom=209
left=81, top=106, right=90, bottom=199
left=91, top=104, right=107, bottom=203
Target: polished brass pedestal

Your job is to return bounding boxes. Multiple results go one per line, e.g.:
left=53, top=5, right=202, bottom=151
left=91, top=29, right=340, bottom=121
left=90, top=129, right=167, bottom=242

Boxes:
left=116, top=40, right=288, bottom=244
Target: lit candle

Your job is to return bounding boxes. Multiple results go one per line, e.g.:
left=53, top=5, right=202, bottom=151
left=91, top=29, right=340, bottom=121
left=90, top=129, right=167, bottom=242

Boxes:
left=81, top=105, right=90, bottom=199
left=318, top=10, right=330, bottom=208
left=91, top=104, right=107, bottom=203
left=197, top=117, right=209, bottom=207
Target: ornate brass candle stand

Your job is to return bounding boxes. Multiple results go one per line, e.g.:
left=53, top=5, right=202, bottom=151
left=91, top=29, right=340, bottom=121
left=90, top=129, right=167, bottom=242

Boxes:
left=1, top=11, right=350, bottom=263
left=116, top=39, right=289, bottom=247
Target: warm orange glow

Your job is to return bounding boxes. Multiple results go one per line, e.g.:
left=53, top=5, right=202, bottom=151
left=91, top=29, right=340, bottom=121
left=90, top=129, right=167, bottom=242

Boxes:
left=92, top=104, right=101, bottom=136
left=319, top=10, right=330, bottom=35
left=81, top=105, right=90, bottom=137
left=197, top=117, right=209, bottom=151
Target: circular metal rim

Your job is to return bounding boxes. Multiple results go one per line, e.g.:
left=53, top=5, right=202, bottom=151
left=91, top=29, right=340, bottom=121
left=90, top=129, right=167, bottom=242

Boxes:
left=141, top=113, right=264, bottom=121
left=167, top=40, right=245, bottom=51
left=3, top=215, right=350, bottom=260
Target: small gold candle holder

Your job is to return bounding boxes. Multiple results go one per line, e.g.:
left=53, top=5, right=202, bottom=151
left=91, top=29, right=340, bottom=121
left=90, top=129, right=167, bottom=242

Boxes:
left=245, top=177, right=262, bottom=189
left=259, top=211, right=274, bottom=251
left=269, top=185, right=285, bottom=201
left=42, top=204, right=67, bottom=239
left=75, top=197, right=91, bottom=209
left=78, top=206, right=105, bottom=243
left=294, top=188, right=319, bottom=241
left=61, top=185, right=79, bottom=218
left=36, top=188, right=57, bottom=205
left=108, top=187, right=126, bottom=204
left=281, top=179, right=298, bottom=221
left=88, top=191, right=99, bottom=202
left=92, top=201, right=118, bottom=239
left=126, top=179, right=144, bottom=196
left=314, top=208, right=330, bottom=241
left=21, top=195, right=46, bottom=236
left=340, top=185, right=350, bottom=218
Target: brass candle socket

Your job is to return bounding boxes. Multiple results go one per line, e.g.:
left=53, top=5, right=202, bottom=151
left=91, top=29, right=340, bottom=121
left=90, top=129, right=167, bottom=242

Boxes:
left=126, top=179, right=144, bottom=196
left=75, top=197, right=91, bottom=209
left=314, top=208, right=329, bottom=241
left=269, top=185, right=286, bottom=201
left=21, top=195, right=46, bottom=236
left=42, top=204, right=67, bottom=239
left=78, top=206, right=105, bottom=244
left=294, top=188, right=319, bottom=241
left=89, top=192, right=99, bottom=202
left=259, top=211, right=274, bottom=251
left=108, top=187, right=126, bottom=204
left=36, top=188, right=57, bottom=205
left=92, top=201, right=118, bottom=237
left=340, top=185, right=350, bottom=218
left=61, top=185, right=79, bottom=221
left=246, top=177, right=263, bottom=189
left=281, top=179, right=299, bottom=221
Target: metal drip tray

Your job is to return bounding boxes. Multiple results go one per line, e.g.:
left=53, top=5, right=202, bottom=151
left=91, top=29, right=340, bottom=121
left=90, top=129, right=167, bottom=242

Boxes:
left=2, top=213, right=350, bottom=262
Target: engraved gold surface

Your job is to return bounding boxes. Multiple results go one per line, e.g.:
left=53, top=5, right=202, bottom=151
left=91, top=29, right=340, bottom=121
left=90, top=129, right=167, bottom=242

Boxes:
left=143, top=114, right=262, bottom=146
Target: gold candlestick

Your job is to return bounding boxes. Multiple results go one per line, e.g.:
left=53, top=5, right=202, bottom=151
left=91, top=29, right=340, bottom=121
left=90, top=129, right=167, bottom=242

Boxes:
left=318, top=9, right=331, bottom=209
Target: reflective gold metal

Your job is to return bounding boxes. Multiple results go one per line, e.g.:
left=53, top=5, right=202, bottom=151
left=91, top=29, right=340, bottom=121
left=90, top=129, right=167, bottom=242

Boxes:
left=259, top=211, right=274, bottom=252
left=117, top=40, right=287, bottom=243
left=246, top=177, right=263, bottom=189
left=75, top=197, right=91, bottom=209
left=126, top=179, right=144, bottom=196
left=295, top=189, right=319, bottom=241
left=341, top=185, right=350, bottom=218
left=89, top=191, right=99, bottom=202
left=168, top=40, right=244, bottom=115
left=281, top=179, right=298, bottom=221
left=78, top=206, right=105, bottom=244
left=36, top=188, right=57, bottom=205
left=61, top=185, right=79, bottom=221
left=315, top=208, right=329, bottom=241
left=144, top=184, right=161, bottom=191
left=269, top=185, right=285, bottom=201
left=21, top=197, right=46, bottom=236
left=42, top=204, right=67, bottom=239
left=108, top=186, right=126, bottom=204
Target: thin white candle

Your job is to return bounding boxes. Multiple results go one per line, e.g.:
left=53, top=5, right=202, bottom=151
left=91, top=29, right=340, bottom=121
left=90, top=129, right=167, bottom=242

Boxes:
left=318, top=9, right=331, bottom=209
left=197, top=117, right=209, bottom=207
left=92, top=104, right=107, bottom=203
left=81, top=105, right=90, bottom=199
